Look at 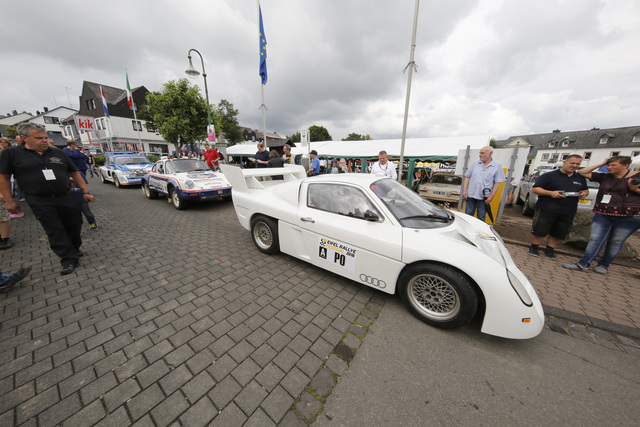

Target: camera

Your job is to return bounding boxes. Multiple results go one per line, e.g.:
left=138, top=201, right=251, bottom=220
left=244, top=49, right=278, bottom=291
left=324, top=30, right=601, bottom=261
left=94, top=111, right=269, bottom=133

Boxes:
left=630, top=176, right=640, bottom=185
left=563, top=192, right=580, bottom=197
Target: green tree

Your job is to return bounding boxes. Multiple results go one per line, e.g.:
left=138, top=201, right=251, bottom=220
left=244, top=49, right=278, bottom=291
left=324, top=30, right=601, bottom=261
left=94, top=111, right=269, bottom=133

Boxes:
left=288, top=131, right=301, bottom=142
left=342, top=132, right=372, bottom=141
left=145, top=79, right=220, bottom=151
left=309, top=125, right=332, bottom=141
left=490, top=138, right=497, bottom=148
left=4, top=125, right=17, bottom=139
left=215, top=99, right=242, bottom=144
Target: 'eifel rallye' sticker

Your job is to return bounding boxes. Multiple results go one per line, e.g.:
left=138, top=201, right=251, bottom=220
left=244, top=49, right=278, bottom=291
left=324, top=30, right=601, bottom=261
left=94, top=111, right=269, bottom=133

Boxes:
left=318, top=237, right=357, bottom=271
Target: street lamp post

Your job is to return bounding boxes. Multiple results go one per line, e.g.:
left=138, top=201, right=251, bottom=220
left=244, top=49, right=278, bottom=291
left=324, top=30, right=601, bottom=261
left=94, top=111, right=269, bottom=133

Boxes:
left=185, top=48, right=212, bottom=128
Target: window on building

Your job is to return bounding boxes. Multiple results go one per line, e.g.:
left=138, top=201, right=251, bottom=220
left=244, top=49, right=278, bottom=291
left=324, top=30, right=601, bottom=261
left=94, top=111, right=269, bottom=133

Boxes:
left=62, top=127, right=67, bottom=136
left=561, top=140, right=569, bottom=147
left=541, top=153, right=550, bottom=161
left=132, top=120, right=142, bottom=131
left=548, top=141, right=555, bottom=148
left=632, top=135, right=640, bottom=143
left=96, top=120, right=102, bottom=130
left=101, top=118, right=105, bottom=129
left=583, top=152, right=592, bottom=160
left=599, top=136, right=609, bottom=144
left=632, top=151, right=640, bottom=157
left=43, top=116, right=59, bottom=124
left=561, top=153, right=570, bottom=161
left=145, top=122, right=157, bottom=132
left=549, top=154, right=559, bottom=163
left=610, top=151, right=620, bottom=157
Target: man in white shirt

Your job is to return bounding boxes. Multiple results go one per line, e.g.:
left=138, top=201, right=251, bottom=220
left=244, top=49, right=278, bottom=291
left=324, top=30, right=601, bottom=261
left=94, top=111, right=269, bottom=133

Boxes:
left=370, top=151, right=397, bottom=179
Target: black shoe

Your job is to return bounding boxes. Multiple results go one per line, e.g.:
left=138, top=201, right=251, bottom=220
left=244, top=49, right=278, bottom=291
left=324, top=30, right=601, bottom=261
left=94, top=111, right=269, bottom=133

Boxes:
left=0, top=266, right=31, bottom=293
left=77, top=250, right=84, bottom=257
left=505, top=204, right=513, bottom=208
left=544, top=250, right=557, bottom=260
left=528, top=246, right=540, bottom=257
left=60, top=262, right=78, bottom=275
left=0, top=238, right=12, bottom=250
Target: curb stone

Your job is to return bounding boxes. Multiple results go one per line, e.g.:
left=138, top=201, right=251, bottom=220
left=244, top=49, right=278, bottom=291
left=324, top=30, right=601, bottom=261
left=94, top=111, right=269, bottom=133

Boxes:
left=282, top=295, right=384, bottom=425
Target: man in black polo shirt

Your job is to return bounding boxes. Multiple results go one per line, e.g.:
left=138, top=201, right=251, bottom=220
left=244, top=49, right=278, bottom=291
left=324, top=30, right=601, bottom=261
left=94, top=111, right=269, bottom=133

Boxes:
left=528, top=154, right=588, bottom=259
left=0, top=123, right=95, bottom=275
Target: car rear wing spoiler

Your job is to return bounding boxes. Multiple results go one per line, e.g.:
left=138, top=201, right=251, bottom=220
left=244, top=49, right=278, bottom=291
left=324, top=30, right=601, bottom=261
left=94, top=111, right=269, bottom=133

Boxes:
left=220, top=164, right=307, bottom=192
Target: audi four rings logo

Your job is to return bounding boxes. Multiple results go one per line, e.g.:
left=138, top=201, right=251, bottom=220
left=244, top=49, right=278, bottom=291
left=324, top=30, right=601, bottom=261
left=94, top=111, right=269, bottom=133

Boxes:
left=360, top=274, right=386, bottom=288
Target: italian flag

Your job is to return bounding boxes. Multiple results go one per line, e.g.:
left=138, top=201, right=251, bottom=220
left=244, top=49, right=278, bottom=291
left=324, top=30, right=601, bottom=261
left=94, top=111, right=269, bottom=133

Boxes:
left=126, top=72, right=133, bottom=110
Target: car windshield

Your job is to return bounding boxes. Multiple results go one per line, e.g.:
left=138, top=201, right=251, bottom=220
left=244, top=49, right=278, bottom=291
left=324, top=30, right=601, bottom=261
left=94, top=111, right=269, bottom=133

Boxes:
left=429, top=174, right=462, bottom=185
left=370, top=179, right=452, bottom=228
left=166, top=159, right=210, bottom=174
left=115, top=156, right=150, bottom=165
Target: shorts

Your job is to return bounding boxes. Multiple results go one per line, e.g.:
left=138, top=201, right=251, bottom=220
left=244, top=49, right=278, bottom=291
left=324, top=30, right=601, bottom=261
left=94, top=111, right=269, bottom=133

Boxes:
left=0, top=201, right=9, bottom=222
left=531, top=209, right=575, bottom=240
left=508, top=185, right=517, bottom=195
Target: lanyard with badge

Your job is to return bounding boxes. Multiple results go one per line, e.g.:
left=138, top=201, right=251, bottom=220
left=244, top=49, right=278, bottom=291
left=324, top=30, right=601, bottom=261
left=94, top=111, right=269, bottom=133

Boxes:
left=601, top=170, right=629, bottom=204
left=30, top=149, right=57, bottom=180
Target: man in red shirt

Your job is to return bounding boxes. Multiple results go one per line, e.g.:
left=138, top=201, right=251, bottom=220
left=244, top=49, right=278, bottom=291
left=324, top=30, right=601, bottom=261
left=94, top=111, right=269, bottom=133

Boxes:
left=203, top=143, right=220, bottom=170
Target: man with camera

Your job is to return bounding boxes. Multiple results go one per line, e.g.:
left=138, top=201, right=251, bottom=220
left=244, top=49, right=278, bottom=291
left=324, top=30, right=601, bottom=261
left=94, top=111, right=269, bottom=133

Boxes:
left=528, top=154, right=588, bottom=259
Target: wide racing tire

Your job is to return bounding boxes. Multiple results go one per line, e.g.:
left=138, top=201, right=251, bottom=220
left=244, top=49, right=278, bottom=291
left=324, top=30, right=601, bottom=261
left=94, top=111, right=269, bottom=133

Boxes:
left=251, top=215, right=280, bottom=255
left=398, top=263, right=478, bottom=329
left=143, top=182, right=158, bottom=199
left=170, top=188, right=186, bottom=210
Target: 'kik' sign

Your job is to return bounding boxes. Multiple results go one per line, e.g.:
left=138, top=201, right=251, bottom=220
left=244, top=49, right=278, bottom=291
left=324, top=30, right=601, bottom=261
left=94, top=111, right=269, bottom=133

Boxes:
left=74, top=115, right=96, bottom=131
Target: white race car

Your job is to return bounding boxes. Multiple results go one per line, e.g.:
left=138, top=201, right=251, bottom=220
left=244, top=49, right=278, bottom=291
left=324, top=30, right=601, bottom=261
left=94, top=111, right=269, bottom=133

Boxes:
left=220, top=164, right=544, bottom=339
left=142, top=158, right=231, bottom=209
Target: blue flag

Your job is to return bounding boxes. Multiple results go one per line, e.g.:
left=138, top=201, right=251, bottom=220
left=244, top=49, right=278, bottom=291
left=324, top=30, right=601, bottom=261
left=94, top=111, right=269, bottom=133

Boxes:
left=259, top=6, right=268, bottom=85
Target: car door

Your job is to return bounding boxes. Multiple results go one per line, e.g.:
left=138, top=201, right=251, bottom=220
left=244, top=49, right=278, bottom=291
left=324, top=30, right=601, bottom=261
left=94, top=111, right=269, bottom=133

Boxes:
left=148, top=162, right=169, bottom=194
left=294, top=182, right=404, bottom=293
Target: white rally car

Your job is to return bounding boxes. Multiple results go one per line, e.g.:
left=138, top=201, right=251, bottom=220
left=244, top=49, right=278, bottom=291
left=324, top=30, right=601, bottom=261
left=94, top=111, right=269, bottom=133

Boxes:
left=142, top=158, right=232, bottom=209
left=99, top=152, right=153, bottom=187
left=220, top=164, right=544, bottom=339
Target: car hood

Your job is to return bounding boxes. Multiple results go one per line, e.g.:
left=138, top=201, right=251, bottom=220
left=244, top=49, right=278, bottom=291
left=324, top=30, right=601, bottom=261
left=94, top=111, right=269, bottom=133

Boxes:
left=118, top=164, right=152, bottom=171
left=402, top=210, right=509, bottom=268
left=172, top=171, right=231, bottom=189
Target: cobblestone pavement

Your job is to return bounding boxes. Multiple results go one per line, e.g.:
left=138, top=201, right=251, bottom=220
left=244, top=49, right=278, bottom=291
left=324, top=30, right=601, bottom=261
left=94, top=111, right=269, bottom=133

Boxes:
left=1, top=180, right=638, bottom=426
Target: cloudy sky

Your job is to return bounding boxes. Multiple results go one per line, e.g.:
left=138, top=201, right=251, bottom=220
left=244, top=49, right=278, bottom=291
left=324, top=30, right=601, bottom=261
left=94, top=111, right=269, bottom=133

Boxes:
left=1, top=0, right=639, bottom=141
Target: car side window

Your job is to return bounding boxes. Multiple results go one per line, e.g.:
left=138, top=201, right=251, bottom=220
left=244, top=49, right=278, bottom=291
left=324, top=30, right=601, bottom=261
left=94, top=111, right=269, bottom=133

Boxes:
left=307, top=183, right=380, bottom=220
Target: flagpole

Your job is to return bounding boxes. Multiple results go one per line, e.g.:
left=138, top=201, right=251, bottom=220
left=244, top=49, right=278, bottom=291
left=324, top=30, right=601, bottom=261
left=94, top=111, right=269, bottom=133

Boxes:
left=398, top=0, right=420, bottom=183
left=127, top=70, right=143, bottom=151
left=258, top=0, right=268, bottom=147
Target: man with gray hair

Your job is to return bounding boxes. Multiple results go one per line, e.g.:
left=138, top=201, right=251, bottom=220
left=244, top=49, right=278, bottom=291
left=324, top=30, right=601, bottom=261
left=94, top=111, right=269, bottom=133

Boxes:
left=0, top=123, right=95, bottom=275
left=462, top=146, right=505, bottom=222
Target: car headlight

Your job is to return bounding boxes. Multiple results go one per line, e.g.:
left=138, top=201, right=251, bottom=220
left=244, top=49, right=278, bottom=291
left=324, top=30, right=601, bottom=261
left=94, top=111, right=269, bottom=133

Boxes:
left=184, top=180, right=195, bottom=189
left=506, top=269, right=533, bottom=306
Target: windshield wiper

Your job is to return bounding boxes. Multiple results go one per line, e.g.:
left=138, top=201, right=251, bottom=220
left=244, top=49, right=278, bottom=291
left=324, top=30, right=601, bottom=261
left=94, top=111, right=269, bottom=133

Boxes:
left=398, top=214, right=450, bottom=223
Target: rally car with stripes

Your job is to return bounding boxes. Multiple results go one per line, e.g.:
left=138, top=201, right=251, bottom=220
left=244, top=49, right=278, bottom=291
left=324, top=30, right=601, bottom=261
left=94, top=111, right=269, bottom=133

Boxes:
left=99, top=152, right=153, bottom=187
left=142, top=158, right=232, bottom=209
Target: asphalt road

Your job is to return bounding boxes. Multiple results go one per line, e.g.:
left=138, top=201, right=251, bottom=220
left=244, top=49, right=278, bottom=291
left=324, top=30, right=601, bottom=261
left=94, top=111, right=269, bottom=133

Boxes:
left=316, top=298, right=640, bottom=426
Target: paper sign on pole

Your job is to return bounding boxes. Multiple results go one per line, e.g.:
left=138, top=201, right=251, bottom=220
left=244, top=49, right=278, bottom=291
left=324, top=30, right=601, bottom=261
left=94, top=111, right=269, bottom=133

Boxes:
left=207, top=124, right=216, bottom=143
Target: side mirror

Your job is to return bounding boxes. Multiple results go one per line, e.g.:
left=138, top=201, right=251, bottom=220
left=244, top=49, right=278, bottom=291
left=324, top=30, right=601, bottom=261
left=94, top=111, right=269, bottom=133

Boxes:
left=364, top=210, right=379, bottom=221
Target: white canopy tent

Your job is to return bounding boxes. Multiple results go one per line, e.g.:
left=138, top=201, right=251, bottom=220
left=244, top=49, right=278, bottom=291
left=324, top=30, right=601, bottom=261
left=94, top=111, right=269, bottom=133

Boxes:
left=225, top=135, right=490, bottom=162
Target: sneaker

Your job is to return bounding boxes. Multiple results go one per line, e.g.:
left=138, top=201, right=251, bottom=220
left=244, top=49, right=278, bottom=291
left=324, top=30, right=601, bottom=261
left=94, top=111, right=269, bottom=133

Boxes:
left=60, top=261, right=79, bottom=275
left=505, top=204, right=513, bottom=208
left=528, top=246, right=539, bottom=257
left=0, top=266, right=31, bottom=293
left=9, top=212, right=24, bottom=218
left=89, top=223, right=98, bottom=231
left=594, top=265, right=608, bottom=274
left=0, top=238, right=13, bottom=250
left=562, top=263, right=589, bottom=272
left=544, top=249, right=557, bottom=260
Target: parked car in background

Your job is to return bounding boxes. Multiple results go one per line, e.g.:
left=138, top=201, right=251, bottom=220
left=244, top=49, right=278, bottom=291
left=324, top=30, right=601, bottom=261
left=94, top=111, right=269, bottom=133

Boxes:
left=517, top=175, right=599, bottom=216
left=220, top=164, right=544, bottom=339
left=99, top=152, right=153, bottom=187
left=141, top=158, right=232, bottom=210
left=417, top=173, right=463, bottom=205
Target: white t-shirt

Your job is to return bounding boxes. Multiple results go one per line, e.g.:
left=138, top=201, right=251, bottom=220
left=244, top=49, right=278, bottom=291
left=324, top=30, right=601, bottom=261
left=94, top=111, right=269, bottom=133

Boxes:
left=371, top=161, right=397, bottom=179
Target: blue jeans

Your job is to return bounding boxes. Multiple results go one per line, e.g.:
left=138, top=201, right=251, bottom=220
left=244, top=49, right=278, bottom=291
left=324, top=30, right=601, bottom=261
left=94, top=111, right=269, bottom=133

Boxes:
left=465, top=198, right=487, bottom=222
left=578, top=214, right=640, bottom=268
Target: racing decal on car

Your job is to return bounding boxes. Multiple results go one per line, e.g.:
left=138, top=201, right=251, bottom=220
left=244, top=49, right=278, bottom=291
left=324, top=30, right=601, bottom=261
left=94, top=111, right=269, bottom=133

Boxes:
left=318, top=237, right=357, bottom=271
